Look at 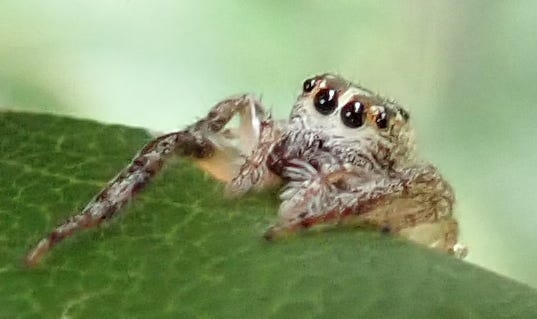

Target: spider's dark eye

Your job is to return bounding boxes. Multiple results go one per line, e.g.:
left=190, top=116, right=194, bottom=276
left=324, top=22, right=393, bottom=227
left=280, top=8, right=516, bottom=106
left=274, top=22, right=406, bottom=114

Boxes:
left=398, top=107, right=410, bottom=121
left=314, top=88, right=338, bottom=115
left=303, top=78, right=317, bottom=93
left=340, top=101, right=365, bottom=128
left=375, top=107, right=388, bottom=129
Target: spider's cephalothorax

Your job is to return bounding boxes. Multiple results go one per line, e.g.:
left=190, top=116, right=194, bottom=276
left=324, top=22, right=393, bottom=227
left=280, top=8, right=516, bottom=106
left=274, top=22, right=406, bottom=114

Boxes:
left=25, top=74, right=467, bottom=266
left=267, top=74, right=415, bottom=177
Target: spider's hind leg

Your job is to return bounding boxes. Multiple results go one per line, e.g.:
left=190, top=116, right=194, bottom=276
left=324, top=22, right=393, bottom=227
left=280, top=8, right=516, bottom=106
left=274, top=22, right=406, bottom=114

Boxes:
left=25, top=94, right=268, bottom=266
left=398, top=217, right=468, bottom=258
left=264, top=161, right=467, bottom=258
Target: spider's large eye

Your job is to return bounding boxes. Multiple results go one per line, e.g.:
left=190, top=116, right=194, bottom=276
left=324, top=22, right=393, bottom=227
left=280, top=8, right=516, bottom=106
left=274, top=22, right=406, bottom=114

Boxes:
left=303, top=78, right=317, bottom=93
left=314, top=88, right=338, bottom=115
left=374, top=107, right=388, bottom=129
left=340, top=101, right=365, bottom=128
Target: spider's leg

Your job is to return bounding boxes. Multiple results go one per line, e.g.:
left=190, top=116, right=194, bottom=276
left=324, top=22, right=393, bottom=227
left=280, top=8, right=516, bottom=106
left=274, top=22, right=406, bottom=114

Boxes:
left=368, top=164, right=466, bottom=257
left=190, top=93, right=280, bottom=195
left=25, top=94, right=267, bottom=266
left=189, top=94, right=270, bottom=182
left=226, top=119, right=281, bottom=195
left=399, top=216, right=467, bottom=258
left=264, top=162, right=466, bottom=257
left=25, top=131, right=213, bottom=266
left=188, top=94, right=266, bottom=150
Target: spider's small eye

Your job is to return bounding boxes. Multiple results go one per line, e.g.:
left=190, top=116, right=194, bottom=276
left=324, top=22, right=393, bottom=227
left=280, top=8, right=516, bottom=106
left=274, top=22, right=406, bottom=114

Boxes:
left=303, top=78, right=317, bottom=93
left=375, top=107, right=388, bottom=129
left=340, top=101, right=365, bottom=128
left=314, top=88, right=338, bottom=115
left=398, top=107, right=410, bottom=121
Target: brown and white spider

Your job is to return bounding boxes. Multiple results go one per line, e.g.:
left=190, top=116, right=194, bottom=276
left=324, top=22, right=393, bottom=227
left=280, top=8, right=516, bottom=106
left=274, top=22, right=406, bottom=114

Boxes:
left=25, top=73, right=467, bottom=266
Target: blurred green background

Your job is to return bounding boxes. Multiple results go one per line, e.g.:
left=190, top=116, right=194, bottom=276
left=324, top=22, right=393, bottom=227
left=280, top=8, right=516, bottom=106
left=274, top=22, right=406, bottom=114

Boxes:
left=1, top=1, right=536, bottom=288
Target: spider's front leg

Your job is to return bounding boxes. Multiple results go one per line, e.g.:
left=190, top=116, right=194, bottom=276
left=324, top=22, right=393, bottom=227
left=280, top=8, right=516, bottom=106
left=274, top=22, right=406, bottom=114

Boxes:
left=25, top=94, right=267, bottom=266
left=265, top=160, right=466, bottom=258
left=225, top=118, right=281, bottom=196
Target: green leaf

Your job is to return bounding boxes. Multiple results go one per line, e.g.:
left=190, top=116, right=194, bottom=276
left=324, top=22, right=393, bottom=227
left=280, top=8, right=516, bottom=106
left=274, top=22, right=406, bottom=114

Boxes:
left=1, top=111, right=536, bottom=319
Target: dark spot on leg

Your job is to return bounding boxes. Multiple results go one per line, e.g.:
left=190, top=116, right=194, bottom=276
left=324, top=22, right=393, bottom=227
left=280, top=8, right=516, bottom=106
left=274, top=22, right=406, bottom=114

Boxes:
left=130, top=180, right=146, bottom=195
left=263, top=227, right=277, bottom=241
left=129, top=157, right=147, bottom=173
left=300, top=220, right=313, bottom=228
left=96, top=190, right=108, bottom=201
left=145, top=160, right=163, bottom=176
left=208, top=110, right=219, bottom=119
left=381, top=224, right=391, bottom=234
left=48, top=231, right=61, bottom=245
left=101, top=205, right=118, bottom=220
left=209, top=118, right=227, bottom=132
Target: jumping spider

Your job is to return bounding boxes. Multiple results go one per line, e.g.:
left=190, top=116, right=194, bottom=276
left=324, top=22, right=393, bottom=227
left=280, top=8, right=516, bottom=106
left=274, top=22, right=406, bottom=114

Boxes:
left=26, top=73, right=467, bottom=266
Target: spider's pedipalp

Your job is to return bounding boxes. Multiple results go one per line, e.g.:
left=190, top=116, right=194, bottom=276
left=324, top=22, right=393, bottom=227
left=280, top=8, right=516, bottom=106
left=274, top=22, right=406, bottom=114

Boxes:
left=193, top=94, right=269, bottom=182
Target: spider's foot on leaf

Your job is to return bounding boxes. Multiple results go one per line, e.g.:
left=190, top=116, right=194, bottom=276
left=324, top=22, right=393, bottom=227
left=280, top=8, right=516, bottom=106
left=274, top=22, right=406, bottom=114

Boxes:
left=263, top=224, right=297, bottom=241
left=451, top=243, right=469, bottom=259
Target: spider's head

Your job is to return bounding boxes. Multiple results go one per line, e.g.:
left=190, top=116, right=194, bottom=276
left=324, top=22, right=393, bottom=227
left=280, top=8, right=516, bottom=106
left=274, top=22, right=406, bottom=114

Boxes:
left=290, top=74, right=415, bottom=165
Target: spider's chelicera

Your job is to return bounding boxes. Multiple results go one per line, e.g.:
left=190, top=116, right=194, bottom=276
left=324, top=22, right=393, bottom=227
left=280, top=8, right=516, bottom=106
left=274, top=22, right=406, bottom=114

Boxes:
left=25, top=73, right=467, bottom=266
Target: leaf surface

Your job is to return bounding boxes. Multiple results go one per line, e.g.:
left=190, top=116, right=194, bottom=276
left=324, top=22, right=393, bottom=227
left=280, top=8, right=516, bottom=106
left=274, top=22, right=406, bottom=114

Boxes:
left=1, top=112, right=536, bottom=318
